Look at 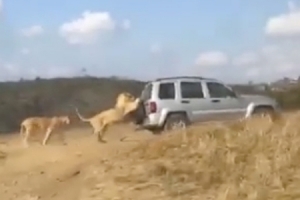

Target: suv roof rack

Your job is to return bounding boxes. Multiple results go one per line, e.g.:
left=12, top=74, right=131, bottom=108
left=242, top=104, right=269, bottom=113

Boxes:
left=154, top=76, right=213, bottom=82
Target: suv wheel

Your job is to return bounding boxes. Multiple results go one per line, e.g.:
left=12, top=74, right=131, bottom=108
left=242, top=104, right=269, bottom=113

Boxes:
left=252, top=107, right=277, bottom=119
left=131, top=100, right=146, bottom=125
left=164, top=114, right=188, bottom=131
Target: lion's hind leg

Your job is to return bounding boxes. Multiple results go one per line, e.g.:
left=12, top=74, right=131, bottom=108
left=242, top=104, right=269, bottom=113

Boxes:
left=96, top=124, right=108, bottom=143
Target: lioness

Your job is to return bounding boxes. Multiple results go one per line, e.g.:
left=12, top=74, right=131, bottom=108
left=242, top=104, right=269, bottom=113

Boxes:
left=20, top=116, right=70, bottom=147
left=75, top=92, right=140, bottom=143
left=115, top=92, right=136, bottom=108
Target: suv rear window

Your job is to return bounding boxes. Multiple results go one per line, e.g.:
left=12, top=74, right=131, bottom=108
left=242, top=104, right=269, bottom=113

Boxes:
left=141, top=84, right=152, bottom=100
left=159, top=83, right=175, bottom=99
left=180, top=82, right=204, bottom=98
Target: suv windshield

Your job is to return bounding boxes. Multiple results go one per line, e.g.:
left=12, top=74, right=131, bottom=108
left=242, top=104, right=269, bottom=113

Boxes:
left=140, top=83, right=152, bottom=101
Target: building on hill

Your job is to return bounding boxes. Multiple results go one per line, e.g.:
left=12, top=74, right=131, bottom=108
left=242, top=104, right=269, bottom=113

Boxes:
left=270, top=77, right=299, bottom=91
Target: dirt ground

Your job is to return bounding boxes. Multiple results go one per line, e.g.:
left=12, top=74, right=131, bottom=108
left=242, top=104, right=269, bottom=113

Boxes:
left=2, top=113, right=300, bottom=200
left=0, top=125, right=155, bottom=200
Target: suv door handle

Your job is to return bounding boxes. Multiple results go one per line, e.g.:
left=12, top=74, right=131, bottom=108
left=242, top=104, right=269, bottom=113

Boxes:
left=211, top=99, right=220, bottom=103
left=181, top=100, right=190, bottom=104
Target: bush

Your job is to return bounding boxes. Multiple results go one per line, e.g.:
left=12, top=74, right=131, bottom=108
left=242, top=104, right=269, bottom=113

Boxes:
left=0, top=77, right=298, bottom=133
left=0, top=77, right=145, bottom=133
left=269, top=86, right=300, bottom=110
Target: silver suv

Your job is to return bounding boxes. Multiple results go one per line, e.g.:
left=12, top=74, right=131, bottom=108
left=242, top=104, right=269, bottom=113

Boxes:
left=133, top=76, right=280, bottom=133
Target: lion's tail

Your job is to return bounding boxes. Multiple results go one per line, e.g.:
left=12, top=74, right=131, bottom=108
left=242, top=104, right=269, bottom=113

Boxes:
left=20, top=123, right=26, bottom=137
left=75, top=108, right=91, bottom=122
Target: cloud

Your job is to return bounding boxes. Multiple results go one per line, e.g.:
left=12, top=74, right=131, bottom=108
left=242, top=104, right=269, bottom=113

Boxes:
left=235, top=2, right=300, bottom=81
left=232, top=40, right=300, bottom=81
left=21, top=25, right=43, bottom=37
left=3, top=63, right=19, bottom=76
left=3, top=3, right=300, bottom=83
left=246, top=67, right=260, bottom=78
left=0, top=0, right=3, bottom=13
left=0, top=62, right=22, bottom=81
left=196, top=1, right=300, bottom=82
left=265, top=1, right=300, bottom=37
left=121, top=19, right=131, bottom=30
left=288, top=1, right=297, bottom=11
left=0, top=9, right=136, bottom=81
left=193, top=41, right=300, bottom=82
left=195, top=51, right=228, bottom=67
left=232, top=52, right=259, bottom=66
left=191, top=51, right=230, bottom=80
left=20, top=48, right=30, bottom=55
left=150, top=43, right=162, bottom=54
left=59, top=11, right=117, bottom=44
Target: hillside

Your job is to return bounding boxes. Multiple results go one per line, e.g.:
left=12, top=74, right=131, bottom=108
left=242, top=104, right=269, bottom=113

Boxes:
left=0, top=77, right=145, bottom=133
left=0, top=76, right=298, bottom=133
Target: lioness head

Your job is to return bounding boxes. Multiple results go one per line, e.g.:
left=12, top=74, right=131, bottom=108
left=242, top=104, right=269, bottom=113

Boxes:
left=115, top=92, right=136, bottom=108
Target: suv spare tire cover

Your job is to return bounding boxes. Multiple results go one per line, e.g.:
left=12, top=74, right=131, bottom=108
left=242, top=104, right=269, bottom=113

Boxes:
left=134, top=100, right=146, bottom=125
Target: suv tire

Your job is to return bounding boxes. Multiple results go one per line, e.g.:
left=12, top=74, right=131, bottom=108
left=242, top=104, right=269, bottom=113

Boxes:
left=130, top=100, right=146, bottom=125
left=163, top=113, right=189, bottom=132
left=252, top=106, right=278, bottom=120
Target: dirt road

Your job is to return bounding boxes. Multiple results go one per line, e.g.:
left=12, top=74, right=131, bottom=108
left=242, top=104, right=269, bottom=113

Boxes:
left=0, top=125, right=155, bottom=200
left=2, top=114, right=300, bottom=200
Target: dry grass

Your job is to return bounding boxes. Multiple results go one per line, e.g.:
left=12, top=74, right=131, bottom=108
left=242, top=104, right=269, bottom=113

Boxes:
left=3, top=113, right=300, bottom=200
left=98, top=113, right=300, bottom=200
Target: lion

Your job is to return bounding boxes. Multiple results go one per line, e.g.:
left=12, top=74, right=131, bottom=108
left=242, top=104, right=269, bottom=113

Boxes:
left=75, top=92, right=140, bottom=143
left=20, top=116, right=70, bottom=147
left=115, top=92, right=136, bottom=108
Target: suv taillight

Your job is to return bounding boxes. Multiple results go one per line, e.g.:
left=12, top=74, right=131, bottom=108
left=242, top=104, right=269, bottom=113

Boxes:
left=148, top=101, right=157, bottom=113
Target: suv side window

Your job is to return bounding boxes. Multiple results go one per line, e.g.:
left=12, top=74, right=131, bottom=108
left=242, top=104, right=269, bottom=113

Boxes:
left=141, top=84, right=152, bottom=101
left=207, top=82, right=235, bottom=98
left=180, top=82, right=204, bottom=98
left=158, top=83, right=175, bottom=99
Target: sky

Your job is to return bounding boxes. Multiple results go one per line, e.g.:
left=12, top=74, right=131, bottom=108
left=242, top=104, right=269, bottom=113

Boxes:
left=0, top=0, right=300, bottom=83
